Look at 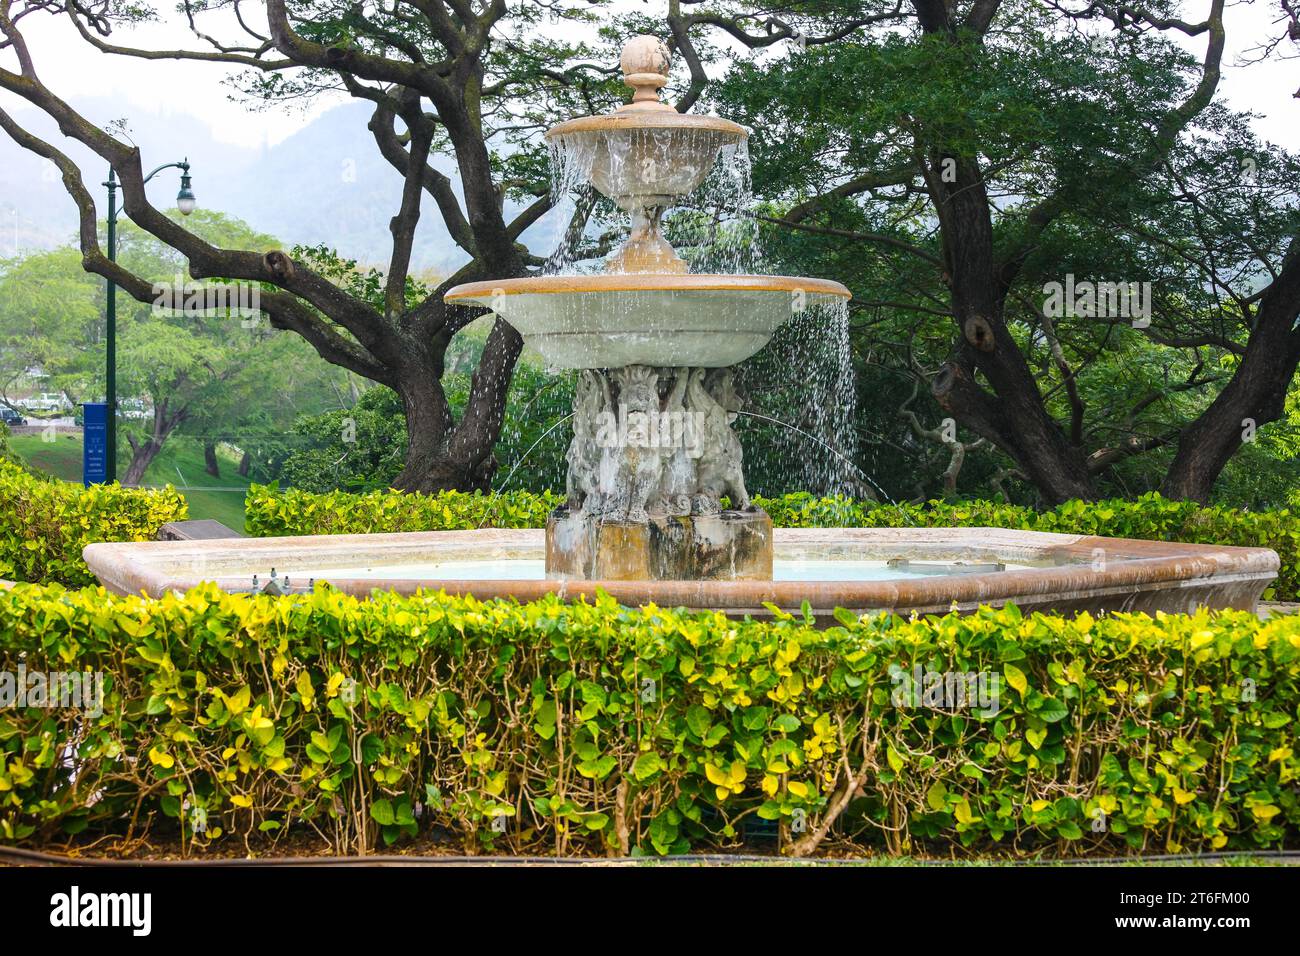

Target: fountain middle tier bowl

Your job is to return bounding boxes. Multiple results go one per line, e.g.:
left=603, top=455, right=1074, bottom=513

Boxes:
left=445, top=273, right=851, bottom=369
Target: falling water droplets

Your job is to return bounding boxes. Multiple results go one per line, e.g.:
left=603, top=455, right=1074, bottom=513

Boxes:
left=543, top=128, right=759, bottom=276
left=495, top=118, right=866, bottom=501
left=734, top=297, right=871, bottom=500
left=669, top=138, right=762, bottom=275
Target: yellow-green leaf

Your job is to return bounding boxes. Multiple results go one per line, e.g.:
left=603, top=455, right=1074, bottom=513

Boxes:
left=1003, top=664, right=1028, bottom=696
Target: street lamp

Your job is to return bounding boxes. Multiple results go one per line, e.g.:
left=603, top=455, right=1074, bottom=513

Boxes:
left=175, top=166, right=197, bottom=216
left=102, top=158, right=196, bottom=484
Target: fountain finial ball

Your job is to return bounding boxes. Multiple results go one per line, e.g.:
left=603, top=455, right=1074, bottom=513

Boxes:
left=621, top=35, right=669, bottom=78
left=620, top=35, right=671, bottom=110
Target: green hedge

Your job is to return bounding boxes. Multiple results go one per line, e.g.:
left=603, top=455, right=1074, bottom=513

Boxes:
left=0, top=458, right=188, bottom=586
left=244, top=482, right=562, bottom=537
left=0, top=423, right=20, bottom=469
left=246, top=485, right=1298, bottom=601
left=2, top=582, right=1297, bottom=857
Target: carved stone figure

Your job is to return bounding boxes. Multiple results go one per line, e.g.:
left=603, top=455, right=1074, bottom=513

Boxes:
left=656, top=368, right=695, bottom=516
left=565, top=369, right=609, bottom=513
left=563, top=363, right=752, bottom=520
left=602, top=365, right=663, bottom=521
left=688, top=367, right=752, bottom=512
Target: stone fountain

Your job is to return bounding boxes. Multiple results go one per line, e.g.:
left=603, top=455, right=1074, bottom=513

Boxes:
left=79, top=39, right=1280, bottom=619
left=446, top=36, right=850, bottom=582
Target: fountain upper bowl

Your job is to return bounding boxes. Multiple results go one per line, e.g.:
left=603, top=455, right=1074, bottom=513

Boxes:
left=444, top=273, right=851, bottom=369
left=545, top=111, right=747, bottom=140
left=546, top=112, right=747, bottom=208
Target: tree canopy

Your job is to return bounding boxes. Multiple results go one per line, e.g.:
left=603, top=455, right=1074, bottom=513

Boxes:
left=0, top=0, right=1296, bottom=503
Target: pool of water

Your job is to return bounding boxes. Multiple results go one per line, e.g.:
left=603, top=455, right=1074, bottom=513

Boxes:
left=264, top=558, right=1021, bottom=584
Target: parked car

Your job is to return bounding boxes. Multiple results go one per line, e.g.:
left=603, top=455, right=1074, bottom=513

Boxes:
left=22, top=392, right=69, bottom=414
left=1, top=407, right=27, bottom=427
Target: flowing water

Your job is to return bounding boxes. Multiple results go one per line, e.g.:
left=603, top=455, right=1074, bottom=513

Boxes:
left=734, top=297, right=866, bottom=499
left=737, top=410, right=896, bottom=508
left=492, top=124, right=867, bottom=501
left=670, top=138, right=761, bottom=275
left=544, top=129, right=760, bottom=276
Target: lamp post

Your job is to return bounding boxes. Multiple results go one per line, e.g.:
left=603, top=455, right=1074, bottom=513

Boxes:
left=103, top=159, right=196, bottom=483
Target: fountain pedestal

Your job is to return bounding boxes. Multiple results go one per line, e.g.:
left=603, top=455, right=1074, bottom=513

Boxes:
left=547, top=362, right=773, bottom=581
left=546, top=508, right=773, bottom=581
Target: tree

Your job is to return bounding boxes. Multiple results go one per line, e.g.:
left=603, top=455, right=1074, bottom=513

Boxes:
left=682, top=0, right=1300, bottom=503
left=4, top=0, right=1296, bottom=503
left=274, top=326, right=575, bottom=495
left=0, top=211, right=345, bottom=483
left=0, top=0, right=631, bottom=491
left=111, top=211, right=343, bottom=484
left=0, top=247, right=102, bottom=409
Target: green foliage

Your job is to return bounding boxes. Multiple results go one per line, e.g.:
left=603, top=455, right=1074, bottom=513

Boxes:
left=277, top=387, right=408, bottom=493
left=244, top=485, right=1300, bottom=601
left=291, top=244, right=431, bottom=313
left=113, top=213, right=336, bottom=469
left=0, top=246, right=103, bottom=406
left=709, top=5, right=1300, bottom=506
left=244, top=481, right=561, bottom=536
left=0, top=423, right=23, bottom=470
left=0, top=459, right=187, bottom=586
left=478, top=359, right=576, bottom=496
left=0, top=217, right=347, bottom=484
left=1, top=585, right=1297, bottom=856
left=271, top=343, right=575, bottom=496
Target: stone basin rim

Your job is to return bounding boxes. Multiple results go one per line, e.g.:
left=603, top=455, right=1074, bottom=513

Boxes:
left=445, top=273, right=852, bottom=301
left=81, top=527, right=1279, bottom=617
left=545, top=112, right=748, bottom=140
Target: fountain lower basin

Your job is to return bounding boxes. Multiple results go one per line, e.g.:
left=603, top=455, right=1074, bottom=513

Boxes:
left=82, top=527, right=1277, bottom=618
left=249, top=557, right=1033, bottom=582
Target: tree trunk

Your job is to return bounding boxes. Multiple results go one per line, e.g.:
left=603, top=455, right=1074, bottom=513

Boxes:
left=204, top=441, right=220, bottom=478
left=237, top=450, right=251, bottom=478
left=1160, top=242, right=1300, bottom=502
left=390, top=386, right=502, bottom=492
left=390, top=371, right=459, bottom=492
left=122, top=439, right=163, bottom=486
left=122, top=404, right=183, bottom=487
left=931, top=155, right=1097, bottom=504
left=390, top=318, right=522, bottom=493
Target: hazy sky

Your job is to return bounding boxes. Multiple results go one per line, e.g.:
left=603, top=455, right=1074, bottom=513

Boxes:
left=2, top=1, right=1297, bottom=150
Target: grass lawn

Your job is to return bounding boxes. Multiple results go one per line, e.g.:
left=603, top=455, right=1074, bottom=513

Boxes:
left=10, top=432, right=252, bottom=531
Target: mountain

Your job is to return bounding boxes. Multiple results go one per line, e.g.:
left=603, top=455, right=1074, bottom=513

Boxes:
left=0, top=98, right=544, bottom=272
left=0, top=98, right=258, bottom=253
left=203, top=102, right=469, bottom=271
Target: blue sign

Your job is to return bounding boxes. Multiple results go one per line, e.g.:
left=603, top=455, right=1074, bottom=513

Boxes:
left=82, top=402, right=108, bottom=486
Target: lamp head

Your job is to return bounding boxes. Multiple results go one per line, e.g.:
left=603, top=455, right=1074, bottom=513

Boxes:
left=176, top=160, right=196, bottom=216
